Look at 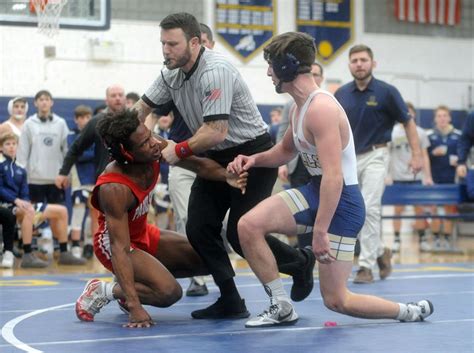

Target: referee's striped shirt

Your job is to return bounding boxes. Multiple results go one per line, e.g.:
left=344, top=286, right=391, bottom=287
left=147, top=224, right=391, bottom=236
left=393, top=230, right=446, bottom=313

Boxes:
left=143, top=47, right=268, bottom=151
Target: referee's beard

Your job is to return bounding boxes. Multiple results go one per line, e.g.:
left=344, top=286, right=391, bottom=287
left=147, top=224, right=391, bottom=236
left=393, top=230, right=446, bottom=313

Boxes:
left=165, top=47, right=192, bottom=71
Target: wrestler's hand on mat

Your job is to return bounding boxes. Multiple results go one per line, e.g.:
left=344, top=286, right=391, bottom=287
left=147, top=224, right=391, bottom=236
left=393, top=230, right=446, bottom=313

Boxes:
left=124, top=306, right=155, bottom=328
left=227, top=154, right=255, bottom=174
left=225, top=171, right=249, bottom=194
left=312, top=231, right=336, bottom=265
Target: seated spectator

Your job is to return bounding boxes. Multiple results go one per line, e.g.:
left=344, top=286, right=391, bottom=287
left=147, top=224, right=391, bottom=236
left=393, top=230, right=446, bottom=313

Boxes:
left=0, top=206, right=17, bottom=268
left=457, top=111, right=474, bottom=200
left=0, top=133, right=86, bottom=268
left=388, top=102, right=433, bottom=252
left=427, top=105, right=461, bottom=250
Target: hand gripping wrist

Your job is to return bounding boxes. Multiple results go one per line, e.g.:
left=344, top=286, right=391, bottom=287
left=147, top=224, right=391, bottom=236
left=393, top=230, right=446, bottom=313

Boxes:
left=175, top=141, right=194, bottom=159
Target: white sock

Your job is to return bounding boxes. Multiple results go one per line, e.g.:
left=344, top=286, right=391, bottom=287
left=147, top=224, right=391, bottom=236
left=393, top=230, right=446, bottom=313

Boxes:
left=396, top=303, right=408, bottom=320
left=104, top=281, right=117, bottom=301
left=263, top=278, right=290, bottom=303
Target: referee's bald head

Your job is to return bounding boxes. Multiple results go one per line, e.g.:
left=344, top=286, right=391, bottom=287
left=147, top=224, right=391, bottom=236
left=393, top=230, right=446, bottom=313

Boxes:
left=160, top=12, right=201, bottom=43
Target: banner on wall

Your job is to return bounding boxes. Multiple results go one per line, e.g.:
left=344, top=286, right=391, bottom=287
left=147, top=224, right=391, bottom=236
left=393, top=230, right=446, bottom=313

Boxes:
left=215, top=0, right=276, bottom=63
left=296, top=0, right=354, bottom=64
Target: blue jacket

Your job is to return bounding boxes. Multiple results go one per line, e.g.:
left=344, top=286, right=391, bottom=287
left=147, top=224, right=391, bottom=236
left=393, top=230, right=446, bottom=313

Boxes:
left=457, top=112, right=474, bottom=165
left=0, top=156, right=29, bottom=203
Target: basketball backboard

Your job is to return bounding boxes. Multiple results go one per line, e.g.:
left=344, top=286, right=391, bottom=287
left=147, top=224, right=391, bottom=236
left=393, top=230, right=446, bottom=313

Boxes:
left=0, top=0, right=110, bottom=30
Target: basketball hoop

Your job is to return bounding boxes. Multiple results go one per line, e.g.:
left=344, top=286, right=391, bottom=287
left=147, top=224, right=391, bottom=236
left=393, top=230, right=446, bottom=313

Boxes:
left=30, top=0, right=68, bottom=37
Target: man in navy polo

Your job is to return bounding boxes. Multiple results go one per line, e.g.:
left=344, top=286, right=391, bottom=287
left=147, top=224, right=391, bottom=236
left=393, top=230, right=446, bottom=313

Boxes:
left=335, top=44, right=422, bottom=284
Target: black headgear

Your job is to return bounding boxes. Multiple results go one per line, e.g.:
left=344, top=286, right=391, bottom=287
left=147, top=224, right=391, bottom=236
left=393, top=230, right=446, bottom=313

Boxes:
left=105, top=142, right=134, bottom=164
left=271, top=53, right=301, bottom=82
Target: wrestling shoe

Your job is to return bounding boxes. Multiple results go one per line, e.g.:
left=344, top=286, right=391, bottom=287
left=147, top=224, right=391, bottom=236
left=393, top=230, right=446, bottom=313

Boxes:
left=191, top=297, right=250, bottom=319
left=291, top=246, right=316, bottom=302
left=400, top=300, right=434, bottom=322
left=245, top=300, right=298, bottom=328
left=76, top=279, right=110, bottom=322
left=186, top=277, right=209, bottom=297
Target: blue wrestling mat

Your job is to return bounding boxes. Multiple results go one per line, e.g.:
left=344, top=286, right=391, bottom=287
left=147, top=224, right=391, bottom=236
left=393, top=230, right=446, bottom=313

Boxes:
left=1, top=263, right=473, bottom=353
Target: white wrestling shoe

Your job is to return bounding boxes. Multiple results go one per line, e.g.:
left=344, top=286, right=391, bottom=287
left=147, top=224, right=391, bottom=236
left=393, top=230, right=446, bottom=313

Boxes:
left=245, top=299, right=298, bottom=328
left=400, top=300, right=434, bottom=322
left=75, top=279, right=110, bottom=322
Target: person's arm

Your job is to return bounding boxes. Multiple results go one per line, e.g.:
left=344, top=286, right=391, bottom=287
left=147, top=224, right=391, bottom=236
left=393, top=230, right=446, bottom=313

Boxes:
left=306, top=96, right=342, bottom=263
left=176, top=156, right=247, bottom=193
left=0, top=168, right=18, bottom=203
left=59, top=117, right=98, bottom=176
left=402, top=119, right=423, bottom=174
left=98, top=183, right=154, bottom=328
left=132, top=99, right=153, bottom=124
left=60, top=119, right=69, bottom=159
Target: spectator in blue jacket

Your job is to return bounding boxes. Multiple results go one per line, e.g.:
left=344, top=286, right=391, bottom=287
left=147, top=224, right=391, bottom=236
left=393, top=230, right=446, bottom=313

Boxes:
left=67, top=105, right=95, bottom=259
left=457, top=111, right=474, bottom=199
left=0, top=133, right=86, bottom=268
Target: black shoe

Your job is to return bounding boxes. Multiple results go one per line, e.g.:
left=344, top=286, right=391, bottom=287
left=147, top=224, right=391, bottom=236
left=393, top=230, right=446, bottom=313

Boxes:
left=186, top=278, right=209, bottom=297
left=82, top=244, right=94, bottom=259
left=191, top=297, right=250, bottom=319
left=290, top=246, right=316, bottom=302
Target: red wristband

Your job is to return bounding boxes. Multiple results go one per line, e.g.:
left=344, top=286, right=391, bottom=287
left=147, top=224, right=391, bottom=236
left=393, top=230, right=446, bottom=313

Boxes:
left=175, top=141, right=194, bottom=159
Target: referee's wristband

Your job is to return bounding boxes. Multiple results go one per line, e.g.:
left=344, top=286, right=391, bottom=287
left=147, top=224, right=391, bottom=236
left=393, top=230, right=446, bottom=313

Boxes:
left=175, top=141, right=194, bottom=159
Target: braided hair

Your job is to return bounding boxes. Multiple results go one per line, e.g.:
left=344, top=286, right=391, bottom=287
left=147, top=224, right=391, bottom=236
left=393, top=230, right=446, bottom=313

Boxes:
left=96, top=109, right=140, bottom=164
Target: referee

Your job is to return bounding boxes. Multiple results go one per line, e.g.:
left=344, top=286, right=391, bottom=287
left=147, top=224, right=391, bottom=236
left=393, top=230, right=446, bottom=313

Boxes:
left=133, top=12, right=316, bottom=320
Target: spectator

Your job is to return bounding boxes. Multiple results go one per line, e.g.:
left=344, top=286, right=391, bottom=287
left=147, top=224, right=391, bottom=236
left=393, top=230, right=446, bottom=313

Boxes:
left=0, top=206, right=17, bottom=268
left=457, top=111, right=474, bottom=194
left=268, top=107, right=282, bottom=145
left=17, top=90, right=69, bottom=205
left=427, top=105, right=461, bottom=250
left=0, top=133, right=86, bottom=267
left=388, top=102, right=433, bottom=252
left=125, top=92, right=140, bottom=109
left=67, top=105, right=95, bottom=259
left=335, top=44, right=422, bottom=284
left=0, top=97, right=29, bottom=139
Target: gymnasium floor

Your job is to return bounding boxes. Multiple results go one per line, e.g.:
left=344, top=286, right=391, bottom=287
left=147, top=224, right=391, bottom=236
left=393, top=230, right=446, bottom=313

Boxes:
left=1, top=241, right=473, bottom=353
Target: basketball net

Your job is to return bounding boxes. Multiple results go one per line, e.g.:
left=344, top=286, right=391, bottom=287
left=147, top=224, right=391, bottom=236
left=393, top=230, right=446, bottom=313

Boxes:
left=30, top=0, right=68, bottom=37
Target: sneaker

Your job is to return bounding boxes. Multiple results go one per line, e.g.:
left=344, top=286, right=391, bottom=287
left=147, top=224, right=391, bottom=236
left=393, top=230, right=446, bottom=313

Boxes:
left=83, top=244, right=94, bottom=259
left=186, top=278, right=209, bottom=297
left=21, top=252, right=49, bottom=268
left=400, top=300, right=434, bottom=322
left=71, top=246, right=82, bottom=259
left=117, top=298, right=129, bottom=314
left=58, top=251, right=87, bottom=265
left=245, top=300, right=299, bottom=328
left=191, top=297, right=250, bottom=319
left=291, top=246, right=316, bottom=302
left=392, top=240, right=400, bottom=253
left=1, top=251, right=14, bottom=268
left=76, top=279, right=110, bottom=322
left=420, top=240, right=431, bottom=252
left=377, top=247, right=392, bottom=280
left=353, top=267, right=374, bottom=284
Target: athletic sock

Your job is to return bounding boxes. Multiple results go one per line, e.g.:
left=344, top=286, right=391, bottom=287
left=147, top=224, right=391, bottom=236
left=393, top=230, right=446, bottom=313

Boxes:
left=417, top=230, right=426, bottom=242
left=264, top=278, right=290, bottom=303
left=104, top=281, right=117, bottom=301
left=72, top=240, right=81, bottom=247
left=396, top=303, right=409, bottom=320
left=59, top=242, right=68, bottom=253
left=23, top=244, right=32, bottom=254
left=394, top=231, right=400, bottom=242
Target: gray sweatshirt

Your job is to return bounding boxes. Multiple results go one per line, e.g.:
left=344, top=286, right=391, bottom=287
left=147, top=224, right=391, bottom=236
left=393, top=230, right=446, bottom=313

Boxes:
left=17, top=113, right=69, bottom=184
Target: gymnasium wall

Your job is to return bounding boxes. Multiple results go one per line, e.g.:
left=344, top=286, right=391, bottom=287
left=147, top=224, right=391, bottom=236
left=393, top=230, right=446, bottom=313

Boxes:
left=0, top=0, right=472, bottom=119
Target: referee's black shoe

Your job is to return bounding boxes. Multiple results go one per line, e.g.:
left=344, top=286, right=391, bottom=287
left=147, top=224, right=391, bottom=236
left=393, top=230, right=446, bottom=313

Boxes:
left=191, top=297, right=250, bottom=319
left=290, top=246, right=316, bottom=302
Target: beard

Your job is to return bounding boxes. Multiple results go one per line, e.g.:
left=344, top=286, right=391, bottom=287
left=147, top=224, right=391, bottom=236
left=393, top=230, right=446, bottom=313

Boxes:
left=166, top=45, right=192, bottom=70
left=351, top=68, right=372, bottom=81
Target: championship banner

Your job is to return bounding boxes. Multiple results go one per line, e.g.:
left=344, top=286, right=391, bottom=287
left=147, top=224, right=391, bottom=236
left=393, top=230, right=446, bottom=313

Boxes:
left=296, top=0, right=354, bottom=64
left=216, top=0, right=276, bottom=63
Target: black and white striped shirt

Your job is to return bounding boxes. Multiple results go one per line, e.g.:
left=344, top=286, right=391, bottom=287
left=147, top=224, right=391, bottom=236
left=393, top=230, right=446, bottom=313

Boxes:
left=143, top=48, right=268, bottom=151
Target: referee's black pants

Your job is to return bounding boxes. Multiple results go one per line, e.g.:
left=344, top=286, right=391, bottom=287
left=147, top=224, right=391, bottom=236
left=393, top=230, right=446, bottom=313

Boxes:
left=186, top=134, right=306, bottom=284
